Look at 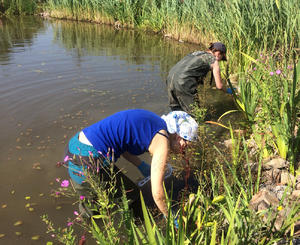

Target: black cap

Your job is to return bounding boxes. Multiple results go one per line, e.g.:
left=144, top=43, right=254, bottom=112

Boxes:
left=211, top=42, right=227, bottom=61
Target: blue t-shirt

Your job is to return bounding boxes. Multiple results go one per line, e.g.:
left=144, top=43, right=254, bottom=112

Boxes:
left=83, top=109, right=168, bottom=161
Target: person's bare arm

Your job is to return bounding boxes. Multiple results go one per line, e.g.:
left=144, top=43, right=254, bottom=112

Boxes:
left=211, top=60, right=226, bottom=92
left=148, top=130, right=169, bottom=217
left=121, top=151, right=142, bottom=167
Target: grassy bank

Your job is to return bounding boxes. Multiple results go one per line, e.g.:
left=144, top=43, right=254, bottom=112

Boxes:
left=0, top=0, right=37, bottom=15
left=44, top=0, right=299, bottom=72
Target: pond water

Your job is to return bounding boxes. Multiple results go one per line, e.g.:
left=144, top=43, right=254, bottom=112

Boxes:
left=0, top=16, right=235, bottom=244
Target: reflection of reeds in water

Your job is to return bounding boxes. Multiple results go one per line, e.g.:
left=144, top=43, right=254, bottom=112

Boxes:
left=46, top=0, right=299, bottom=68
left=51, top=20, right=199, bottom=76
left=0, top=16, right=44, bottom=62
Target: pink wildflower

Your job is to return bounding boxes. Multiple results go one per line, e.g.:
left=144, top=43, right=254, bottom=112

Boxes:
left=55, top=178, right=60, bottom=182
left=67, top=222, right=73, bottom=226
left=55, top=191, right=61, bottom=196
left=80, top=195, right=85, bottom=200
left=270, top=72, right=274, bottom=76
left=51, top=234, right=55, bottom=238
left=276, top=69, right=281, bottom=75
left=253, top=67, right=257, bottom=71
left=64, top=155, right=69, bottom=162
left=74, top=211, right=79, bottom=216
left=61, top=180, right=69, bottom=188
left=287, top=65, right=293, bottom=70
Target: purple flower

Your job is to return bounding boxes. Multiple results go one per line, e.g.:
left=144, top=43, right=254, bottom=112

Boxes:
left=55, top=178, right=60, bottom=182
left=80, top=195, right=85, bottom=200
left=61, top=180, right=69, bottom=188
left=67, top=222, right=73, bottom=226
left=270, top=72, right=274, bottom=76
left=74, top=211, right=79, bottom=216
left=253, top=67, right=257, bottom=71
left=64, top=155, right=69, bottom=162
left=287, top=65, right=293, bottom=70
left=51, top=234, right=55, bottom=238
left=276, top=70, right=281, bottom=75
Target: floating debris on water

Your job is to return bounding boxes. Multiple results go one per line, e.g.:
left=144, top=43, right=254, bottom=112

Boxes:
left=0, top=234, right=5, bottom=238
left=32, top=163, right=41, bottom=170
left=56, top=206, right=62, bottom=210
left=15, top=232, right=22, bottom=236
left=31, top=235, right=40, bottom=240
left=25, top=196, right=31, bottom=200
left=2, top=204, right=7, bottom=208
left=14, top=221, right=23, bottom=226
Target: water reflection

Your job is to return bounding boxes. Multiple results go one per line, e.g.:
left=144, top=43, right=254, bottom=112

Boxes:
left=0, top=16, right=44, bottom=63
left=51, top=19, right=198, bottom=78
left=0, top=16, right=203, bottom=244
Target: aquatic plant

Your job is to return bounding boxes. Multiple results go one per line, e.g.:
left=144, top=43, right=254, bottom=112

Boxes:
left=1, top=0, right=36, bottom=15
left=42, top=145, right=300, bottom=244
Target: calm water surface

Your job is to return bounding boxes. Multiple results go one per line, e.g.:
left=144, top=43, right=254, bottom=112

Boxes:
left=0, top=16, right=206, bottom=244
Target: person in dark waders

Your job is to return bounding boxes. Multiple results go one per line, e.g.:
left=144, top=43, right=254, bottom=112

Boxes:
left=63, top=109, right=198, bottom=224
left=166, top=42, right=235, bottom=114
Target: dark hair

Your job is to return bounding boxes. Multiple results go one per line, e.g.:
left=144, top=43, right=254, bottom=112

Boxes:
left=208, top=42, right=227, bottom=61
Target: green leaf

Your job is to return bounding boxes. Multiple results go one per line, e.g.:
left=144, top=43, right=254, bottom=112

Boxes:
left=140, top=192, right=157, bottom=245
left=210, top=221, right=217, bottom=245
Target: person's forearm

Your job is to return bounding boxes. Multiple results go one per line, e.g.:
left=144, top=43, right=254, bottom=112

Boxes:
left=153, top=193, right=168, bottom=217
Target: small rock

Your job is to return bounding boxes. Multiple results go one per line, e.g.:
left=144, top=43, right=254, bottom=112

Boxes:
left=263, top=158, right=287, bottom=170
left=249, top=189, right=279, bottom=211
left=281, top=171, right=296, bottom=185
left=224, top=139, right=232, bottom=149
left=291, top=190, right=300, bottom=199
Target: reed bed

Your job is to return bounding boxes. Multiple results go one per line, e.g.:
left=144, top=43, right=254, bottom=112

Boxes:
left=45, top=0, right=299, bottom=70
left=0, top=0, right=36, bottom=15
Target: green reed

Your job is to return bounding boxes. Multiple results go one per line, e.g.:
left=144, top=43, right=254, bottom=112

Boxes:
left=233, top=53, right=300, bottom=168
left=45, top=0, right=299, bottom=70
left=1, top=0, right=36, bottom=15
left=43, top=150, right=300, bottom=244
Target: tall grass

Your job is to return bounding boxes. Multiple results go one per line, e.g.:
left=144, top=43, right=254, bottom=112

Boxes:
left=43, top=149, right=300, bottom=244
left=0, top=0, right=36, bottom=15
left=45, top=0, right=299, bottom=72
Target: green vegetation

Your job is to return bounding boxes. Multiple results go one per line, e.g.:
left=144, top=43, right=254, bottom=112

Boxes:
left=44, top=0, right=299, bottom=70
left=43, top=149, right=300, bottom=244
left=30, top=0, right=299, bottom=243
left=0, top=0, right=37, bottom=15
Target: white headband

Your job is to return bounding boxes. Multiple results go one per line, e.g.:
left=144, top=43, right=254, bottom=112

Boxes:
left=161, top=111, right=198, bottom=142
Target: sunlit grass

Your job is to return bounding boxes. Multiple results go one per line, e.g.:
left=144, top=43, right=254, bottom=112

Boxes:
left=1, top=0, right=36, bottom=15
